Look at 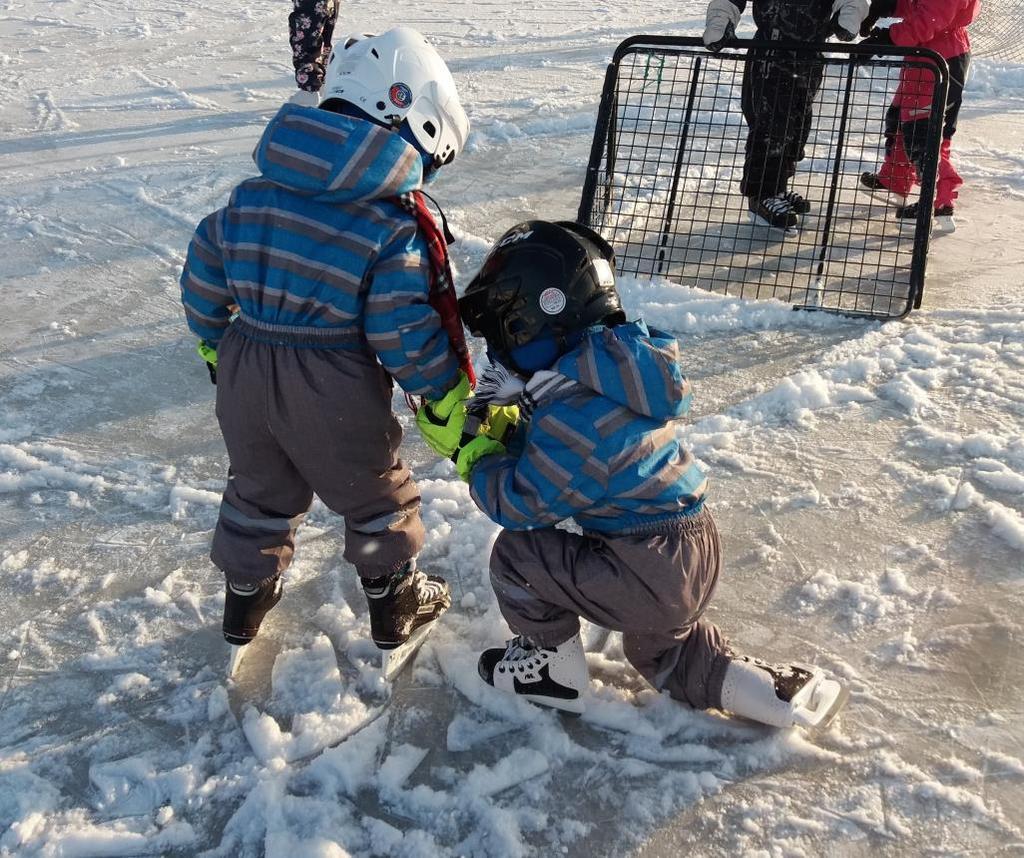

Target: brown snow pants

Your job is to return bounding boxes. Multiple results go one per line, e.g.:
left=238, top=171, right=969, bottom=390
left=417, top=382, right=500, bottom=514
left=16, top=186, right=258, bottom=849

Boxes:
left=210, top=323, right=424, bottom=587
left=489, top=507, right=731, bottom=710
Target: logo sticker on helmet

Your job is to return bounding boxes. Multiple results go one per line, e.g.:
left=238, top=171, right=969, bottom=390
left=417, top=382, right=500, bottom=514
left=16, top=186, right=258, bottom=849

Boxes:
left=539, top=288, right=567, bottom=315
left=497, top=229, right=533, bottom=248
left=389, top=82, right=413, bottom=108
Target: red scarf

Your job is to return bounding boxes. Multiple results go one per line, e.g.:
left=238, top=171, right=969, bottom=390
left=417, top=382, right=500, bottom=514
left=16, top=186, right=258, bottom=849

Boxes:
left=392, top=190, right=476, bottom=391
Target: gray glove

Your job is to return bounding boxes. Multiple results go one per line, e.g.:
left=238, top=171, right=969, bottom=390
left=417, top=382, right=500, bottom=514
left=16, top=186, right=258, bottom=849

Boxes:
left=703, top=0, right=741, bottom=52
left=831, top=0, right=870, bottom=41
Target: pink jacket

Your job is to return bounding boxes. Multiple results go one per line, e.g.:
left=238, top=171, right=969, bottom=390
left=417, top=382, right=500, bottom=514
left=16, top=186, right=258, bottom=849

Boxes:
left=890, top=0, right=980, bottom=59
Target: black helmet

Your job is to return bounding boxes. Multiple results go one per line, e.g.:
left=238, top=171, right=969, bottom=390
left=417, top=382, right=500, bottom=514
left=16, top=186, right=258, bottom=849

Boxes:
left=459, top=220, right=624, bottom=373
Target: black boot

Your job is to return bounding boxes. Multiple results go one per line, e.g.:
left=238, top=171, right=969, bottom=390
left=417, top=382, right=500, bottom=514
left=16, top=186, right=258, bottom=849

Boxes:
left=222, top=576, right=283, bottom=646
left=362, top=563, right=451, bottom=650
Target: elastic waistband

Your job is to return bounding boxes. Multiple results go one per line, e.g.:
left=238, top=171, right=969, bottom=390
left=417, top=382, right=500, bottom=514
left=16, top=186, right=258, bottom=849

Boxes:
left=586, top=502, right=710, bottom=539
left=233, top=314, right=365, bottom=349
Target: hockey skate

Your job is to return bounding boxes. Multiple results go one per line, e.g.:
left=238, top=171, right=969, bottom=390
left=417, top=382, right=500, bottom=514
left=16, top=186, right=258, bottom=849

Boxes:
left=896, top=200, right=956, bottom=233
left=780, top=190, right=811, bottom=215
left=363, top=563, right=451, bottom=681
left=858, top=171, right=908, bottom=205
left=222, top=575, right=284, bottom=677
left=748, top=194, right=799, bottom=233
left=478, top=632, right=588, bottom=715
left=719, top=656, right=849, bottom=730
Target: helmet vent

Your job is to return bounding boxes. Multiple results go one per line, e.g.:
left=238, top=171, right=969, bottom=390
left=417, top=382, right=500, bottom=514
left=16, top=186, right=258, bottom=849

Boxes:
left=422, top=120, right=437, bottom=138
left=371, top=48, right=380, bottom=58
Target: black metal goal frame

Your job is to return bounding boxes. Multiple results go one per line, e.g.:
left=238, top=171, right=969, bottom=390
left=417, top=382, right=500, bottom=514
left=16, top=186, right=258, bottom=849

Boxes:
left=578, top=36, right=950, bottom=320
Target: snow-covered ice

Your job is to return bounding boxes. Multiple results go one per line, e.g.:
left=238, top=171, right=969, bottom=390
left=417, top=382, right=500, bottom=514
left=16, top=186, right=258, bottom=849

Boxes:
left=1, top=0, right=1022, bottom=855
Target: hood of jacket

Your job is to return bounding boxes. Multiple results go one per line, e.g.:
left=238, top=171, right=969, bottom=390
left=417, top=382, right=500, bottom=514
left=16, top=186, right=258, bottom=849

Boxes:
left=554, top=320, right=692, bottom=421
left=252, top=103, right=424, bottom=203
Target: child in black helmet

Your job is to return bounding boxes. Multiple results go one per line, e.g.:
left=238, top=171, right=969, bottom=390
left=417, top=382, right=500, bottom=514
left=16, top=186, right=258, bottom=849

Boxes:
left=418, top=220, right=849, bottom=728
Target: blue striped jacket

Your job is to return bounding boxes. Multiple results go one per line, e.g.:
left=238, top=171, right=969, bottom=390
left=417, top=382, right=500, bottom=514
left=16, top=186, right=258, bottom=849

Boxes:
left=470, top=321, right=708, bottom=535
left=179, top=103, right=459, bottom=400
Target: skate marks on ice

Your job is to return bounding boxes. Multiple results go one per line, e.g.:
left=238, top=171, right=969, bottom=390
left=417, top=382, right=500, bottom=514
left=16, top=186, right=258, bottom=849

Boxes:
left=3, top=299, right=1024, bottom=854
left=652, top=303, right=1024, bottom=852
left=0, top=457, right=849, bottom=857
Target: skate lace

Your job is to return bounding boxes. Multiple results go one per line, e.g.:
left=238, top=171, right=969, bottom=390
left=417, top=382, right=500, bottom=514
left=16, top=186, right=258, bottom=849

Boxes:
left=411, top=569, right=446, bottom=602
left=761, top=195, right=793, bottom=215
left=497, top=635, right=546, bottom=675
left=781, top=190, right=806, bottom=208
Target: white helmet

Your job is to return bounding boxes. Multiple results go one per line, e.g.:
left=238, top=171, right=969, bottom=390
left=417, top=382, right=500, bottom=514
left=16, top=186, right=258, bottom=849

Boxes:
left=322, top=27, right=469, bottom=168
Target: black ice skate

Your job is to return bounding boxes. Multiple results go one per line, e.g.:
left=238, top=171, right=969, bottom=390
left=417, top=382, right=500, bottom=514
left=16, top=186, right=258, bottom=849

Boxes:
left=780, top=190, right=811, bottom=215
left=895, top=200, right=956, bottom=233
left=859, top=171, right=908, bottom=205
left=719, top=656, right=849, bottom=730
left=748, top=194, right=799, bottom=232
left=223, top=575, right=284, bottom=676
left=478, top=633, right=588, bottom=715
left=362, top=563, right=451, bottom=680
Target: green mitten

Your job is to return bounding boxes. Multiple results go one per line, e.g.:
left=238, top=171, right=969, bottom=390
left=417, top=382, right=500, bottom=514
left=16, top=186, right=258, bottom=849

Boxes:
left=454, top=435, right=506, bottom=482
left=197, top=340, right=218, bottom=367
left=416, top=371, right=472, bottom=457
left=429, top=371, right=472, bottom=419
left=197, top=340, right=218, bottom=385
left=483, top=404, right=519, bottom=444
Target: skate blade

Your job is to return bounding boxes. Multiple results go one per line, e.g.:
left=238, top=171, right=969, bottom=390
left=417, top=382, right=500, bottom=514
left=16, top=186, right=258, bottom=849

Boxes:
left=523, top=693, right=585, bottom=716
left=748, top=211, right=798, bottom=236
left=791, top=677, right=850, bottom=730
left=583, top=624, right=612, bottom=654
left=380, top=622, right=435, bottom=682
left=858, top=185, right=907, bottom=206
left=227, top=644, right=248, bottom=678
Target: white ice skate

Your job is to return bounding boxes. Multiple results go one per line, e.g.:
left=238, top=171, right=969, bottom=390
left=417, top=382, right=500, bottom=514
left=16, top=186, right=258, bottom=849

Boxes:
left=719, top=657, right=849, bottom=730
left=478, top=632, right=589, bottom=715
left=896, top=201, right=956, bottom=235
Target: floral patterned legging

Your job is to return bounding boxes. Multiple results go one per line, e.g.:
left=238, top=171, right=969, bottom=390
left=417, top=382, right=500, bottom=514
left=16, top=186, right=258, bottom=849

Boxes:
left=289, top=0, right=339, bottom=92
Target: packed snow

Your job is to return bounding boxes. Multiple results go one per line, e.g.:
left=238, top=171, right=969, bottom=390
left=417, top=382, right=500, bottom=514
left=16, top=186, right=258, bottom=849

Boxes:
left=1, top=0, right=1022, bottom=855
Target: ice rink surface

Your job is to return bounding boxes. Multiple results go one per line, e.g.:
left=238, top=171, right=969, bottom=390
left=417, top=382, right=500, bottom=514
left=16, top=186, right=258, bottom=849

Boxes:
left=1, top=1, right=1023, bottom=855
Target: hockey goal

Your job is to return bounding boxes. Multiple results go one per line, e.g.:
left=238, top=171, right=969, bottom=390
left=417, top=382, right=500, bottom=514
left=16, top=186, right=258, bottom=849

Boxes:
left=578, top=36, right=949, bottom=320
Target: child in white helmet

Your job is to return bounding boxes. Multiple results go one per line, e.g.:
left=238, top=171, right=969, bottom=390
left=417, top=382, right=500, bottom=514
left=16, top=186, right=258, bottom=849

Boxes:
left=179, top=28, right=472, bottom=675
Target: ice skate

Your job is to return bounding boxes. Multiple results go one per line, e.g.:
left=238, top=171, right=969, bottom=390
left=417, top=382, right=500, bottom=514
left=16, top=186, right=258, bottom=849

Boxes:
left=858, top=171, right=908, bottom=204
left=895, top=201, right=956, bottom=233
left=933, top=204, right=957, bottom=233
left=748, top=194, right=799, bottom=233
left=363, top=563, right=451, bottom=680
left=222, top=575, right=284, bottom=677
left=478, top=632, right=588, bottom=715
left=780, top=189, right=811, bottom=215
left=719, top=656, right=849, bottom=730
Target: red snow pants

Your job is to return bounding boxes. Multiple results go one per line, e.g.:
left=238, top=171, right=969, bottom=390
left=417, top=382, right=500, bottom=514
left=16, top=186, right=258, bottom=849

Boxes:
left=878, top=53, right=970, bottom=209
